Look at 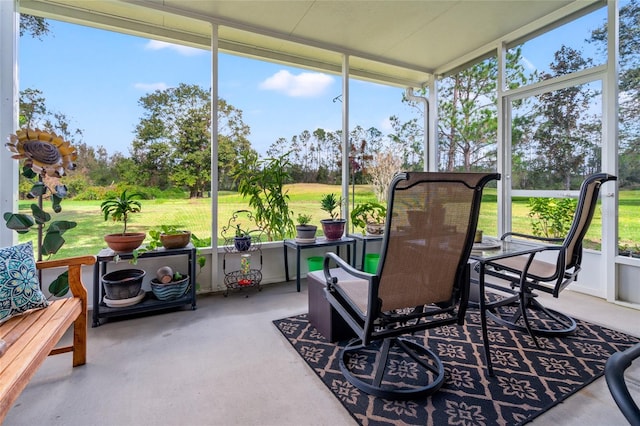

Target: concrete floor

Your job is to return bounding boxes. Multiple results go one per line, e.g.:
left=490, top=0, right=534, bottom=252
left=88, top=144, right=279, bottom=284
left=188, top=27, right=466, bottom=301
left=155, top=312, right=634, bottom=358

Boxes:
left=4, top=280, right=640, bottom=426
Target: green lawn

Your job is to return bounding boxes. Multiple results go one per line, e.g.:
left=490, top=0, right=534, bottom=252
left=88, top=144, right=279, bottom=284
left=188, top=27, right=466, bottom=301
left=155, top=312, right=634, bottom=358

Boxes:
left=15, top=184, right=639, bottom=258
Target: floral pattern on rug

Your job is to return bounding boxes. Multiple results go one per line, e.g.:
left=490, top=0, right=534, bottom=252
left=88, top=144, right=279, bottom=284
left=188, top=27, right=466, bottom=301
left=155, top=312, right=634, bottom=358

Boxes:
left=274, top=312, right=639, bottom=426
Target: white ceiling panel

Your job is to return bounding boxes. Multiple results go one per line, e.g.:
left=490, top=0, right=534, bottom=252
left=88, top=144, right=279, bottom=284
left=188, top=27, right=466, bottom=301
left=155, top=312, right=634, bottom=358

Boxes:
left=20, top=0, right=604, bottom=87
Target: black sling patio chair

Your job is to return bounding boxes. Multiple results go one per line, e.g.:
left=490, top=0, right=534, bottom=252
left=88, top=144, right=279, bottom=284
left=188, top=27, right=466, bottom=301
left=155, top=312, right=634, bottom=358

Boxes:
left=482, top=173, right=617, bottom=339
left=605, top=342, right=640, bottom=426
left=322, top=171, right=499, bottom=400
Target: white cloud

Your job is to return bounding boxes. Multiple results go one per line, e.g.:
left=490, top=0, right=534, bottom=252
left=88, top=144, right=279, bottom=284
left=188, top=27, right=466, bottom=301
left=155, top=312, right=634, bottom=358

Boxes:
left=134, top=82, right=168, bottom=91
left=259, top=70, right=333, bottom=97
left=144, top=40, right=204, bottom=57
left=379, top=117, right=394, bottom=133
left=522, top=56, right=536, bottom=71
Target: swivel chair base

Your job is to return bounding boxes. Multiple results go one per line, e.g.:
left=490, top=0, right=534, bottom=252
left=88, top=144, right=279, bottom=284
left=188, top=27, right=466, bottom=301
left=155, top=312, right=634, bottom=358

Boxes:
left=339, top=336, right=445, bottom=400
left=487, top=291, right=577, bottom=339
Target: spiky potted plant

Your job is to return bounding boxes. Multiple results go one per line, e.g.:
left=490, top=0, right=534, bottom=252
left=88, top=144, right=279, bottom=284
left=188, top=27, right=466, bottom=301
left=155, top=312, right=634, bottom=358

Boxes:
left=234, top=224, right=252, bottom=252
left=100, top=189, right=146, bottom=253
left=320, top=193, right=346, bottom=240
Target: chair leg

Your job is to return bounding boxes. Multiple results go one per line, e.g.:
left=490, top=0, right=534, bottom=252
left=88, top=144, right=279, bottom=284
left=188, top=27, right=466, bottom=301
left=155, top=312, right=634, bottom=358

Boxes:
left=72, top=310, right=87, bottom=367
left=487, top=289, right=577, bottom=338
left=339, top=337, right=445, bottom=400
left=518, top=287, right=541, bottom=348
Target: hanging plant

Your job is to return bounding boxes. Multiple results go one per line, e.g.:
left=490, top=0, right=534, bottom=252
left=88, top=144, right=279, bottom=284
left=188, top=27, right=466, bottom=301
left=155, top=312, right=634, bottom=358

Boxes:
left=3, top=128, right=78, bottom=296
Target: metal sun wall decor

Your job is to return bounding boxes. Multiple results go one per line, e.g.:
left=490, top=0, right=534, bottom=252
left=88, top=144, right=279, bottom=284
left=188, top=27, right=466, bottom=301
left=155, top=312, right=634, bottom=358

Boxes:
left=4, top=128, right=78, bottom=295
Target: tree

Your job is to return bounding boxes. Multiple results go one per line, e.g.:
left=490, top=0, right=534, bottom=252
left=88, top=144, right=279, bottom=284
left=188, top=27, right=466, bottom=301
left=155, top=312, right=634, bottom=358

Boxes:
left=388, top=114, right=423, bottom=170
left=217, top=99, right=254, bottom=191
left=171, top=101, right=211, bottom=197
left=19, top=88, right=47, bottom=128
left=590, top=0, right=640, bottom=187
left=132, top=84, right=254, bottom=196
left=532, top=46, right=597, bottom=189
left=18, top=89, right=90, bottom=197
left=346, top=126, right=381, bottom=185
left=437, top=49, right=527, bottom=172
left=19, top=89, right=83, bottom=144
left=368, top=149, right=402, bottom=202
left=266, top=127, right=345, bottom=184
left=111, top=155, right=141, bottom=187
left=20, top=14, right=50, bottom=39
left=386, top=48, right=528, bottom=173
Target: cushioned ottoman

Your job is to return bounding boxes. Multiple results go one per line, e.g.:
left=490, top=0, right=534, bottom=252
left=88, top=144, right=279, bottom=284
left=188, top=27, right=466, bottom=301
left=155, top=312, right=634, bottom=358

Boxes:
left=307, top=269, right=357, bottom=342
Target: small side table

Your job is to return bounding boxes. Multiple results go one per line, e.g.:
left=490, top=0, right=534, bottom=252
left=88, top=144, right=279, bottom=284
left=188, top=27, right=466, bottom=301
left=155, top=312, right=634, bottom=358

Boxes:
left=307, top=269, right=356, bottom=342
left=348, top=233, right=383, bottom=270
left=283, top=237, right=355, bottom=292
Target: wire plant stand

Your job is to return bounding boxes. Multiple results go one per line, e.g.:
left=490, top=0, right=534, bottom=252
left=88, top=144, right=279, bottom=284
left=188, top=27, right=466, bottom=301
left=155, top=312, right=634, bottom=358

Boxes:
left=221, top=210, right=263, bottom=296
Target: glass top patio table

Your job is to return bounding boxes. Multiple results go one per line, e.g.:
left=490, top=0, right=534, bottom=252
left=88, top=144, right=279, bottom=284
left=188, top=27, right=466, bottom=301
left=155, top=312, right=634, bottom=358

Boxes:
left=468, top=237, right=549, bottom=376
left=469, top=237, right=547, bottom=262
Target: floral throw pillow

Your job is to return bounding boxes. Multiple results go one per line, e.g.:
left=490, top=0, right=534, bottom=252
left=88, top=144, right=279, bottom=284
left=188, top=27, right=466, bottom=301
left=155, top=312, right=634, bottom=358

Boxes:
left=0, top=241, right=49, bottom=324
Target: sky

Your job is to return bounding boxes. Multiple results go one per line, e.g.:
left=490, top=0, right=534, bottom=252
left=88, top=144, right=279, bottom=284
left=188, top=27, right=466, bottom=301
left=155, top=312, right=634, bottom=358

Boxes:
left=17, top=8, right=608, bottom=158
left=18, top=19, right=414, bottom=157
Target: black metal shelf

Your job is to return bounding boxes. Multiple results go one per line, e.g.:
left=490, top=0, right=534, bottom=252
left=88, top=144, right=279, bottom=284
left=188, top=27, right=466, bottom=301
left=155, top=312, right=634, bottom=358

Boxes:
left=95, top=292, right=193, bottom=317
left=92, top=245, right=197, bottom=327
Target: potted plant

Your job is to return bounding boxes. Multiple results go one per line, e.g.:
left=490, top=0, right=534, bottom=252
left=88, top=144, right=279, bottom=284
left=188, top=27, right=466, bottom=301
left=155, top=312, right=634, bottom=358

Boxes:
left=102, top=268, right=146, bottom=301
left=234, top=224, right=252, bottom=251
left=295, top=213, right=317, bottom=241
left=149, top=225, right=192, bottom=250
left=320, top=193, right=346, bottom=241
left=232, top=151, right=295, bottom=241
left=150, top=270, right=191, bottom=301
left=350, top=201, right=387, bottom=236
left=100, top=189, right=146, bottom=253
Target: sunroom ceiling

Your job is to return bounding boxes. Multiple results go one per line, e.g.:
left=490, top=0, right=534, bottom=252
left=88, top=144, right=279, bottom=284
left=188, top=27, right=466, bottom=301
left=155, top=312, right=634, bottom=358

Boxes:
left=20, top=0, right=603, bottom=88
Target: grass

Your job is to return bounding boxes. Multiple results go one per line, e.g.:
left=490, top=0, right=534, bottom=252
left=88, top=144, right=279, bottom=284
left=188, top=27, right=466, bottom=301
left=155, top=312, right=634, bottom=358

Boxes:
left=15, top=184, right=639, bottom=259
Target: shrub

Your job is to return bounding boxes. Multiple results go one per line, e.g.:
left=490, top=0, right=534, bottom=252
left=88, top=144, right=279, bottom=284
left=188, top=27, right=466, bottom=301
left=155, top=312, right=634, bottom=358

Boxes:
left=75, top=186, right=110, bottom=200
left=528, top=197, right=577, bottom=238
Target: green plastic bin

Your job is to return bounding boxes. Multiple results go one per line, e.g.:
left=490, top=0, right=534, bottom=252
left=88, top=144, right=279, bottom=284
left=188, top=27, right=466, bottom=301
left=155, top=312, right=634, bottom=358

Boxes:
left=307, top=256, right=324, bottom=272
left=364, top=253, right=380, bottom=274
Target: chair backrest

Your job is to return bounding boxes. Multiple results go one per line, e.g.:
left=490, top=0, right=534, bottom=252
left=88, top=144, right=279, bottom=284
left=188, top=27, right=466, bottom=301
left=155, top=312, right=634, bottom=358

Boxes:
left=562, top=173, right=617, bottom=270
left=376, top=172, right=500, bottom=312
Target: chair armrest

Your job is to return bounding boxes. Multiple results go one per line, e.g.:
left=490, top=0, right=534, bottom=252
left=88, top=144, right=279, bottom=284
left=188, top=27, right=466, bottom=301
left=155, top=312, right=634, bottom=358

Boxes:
left=36, top=256, right=97, bottom=299
left=500, top=231, right=564, bottom=244
left=323, top=252, right=376, bottom=323
left=605, top=342, right=640, bottom=425
left=36, top=256, right=97, bottom=270
left=323, top=252, right=373, bottom=284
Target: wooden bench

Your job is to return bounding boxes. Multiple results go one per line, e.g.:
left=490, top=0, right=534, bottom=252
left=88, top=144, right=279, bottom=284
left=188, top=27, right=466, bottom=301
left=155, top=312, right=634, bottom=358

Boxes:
left=0, top=255, right=96, bottom=423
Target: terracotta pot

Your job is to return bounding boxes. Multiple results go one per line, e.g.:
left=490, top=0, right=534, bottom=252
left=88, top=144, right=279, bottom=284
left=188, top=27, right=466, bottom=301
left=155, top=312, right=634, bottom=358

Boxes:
left=320, top=219, right=346, bottom=240
left=160, top=231, right=191, bottom=249
left=104, top=232, right=146, bottom=253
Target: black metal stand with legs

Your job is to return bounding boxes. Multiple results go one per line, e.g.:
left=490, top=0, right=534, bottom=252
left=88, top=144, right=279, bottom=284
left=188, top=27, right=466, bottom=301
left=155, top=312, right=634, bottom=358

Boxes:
left=283, top=237, right=355, bottom=292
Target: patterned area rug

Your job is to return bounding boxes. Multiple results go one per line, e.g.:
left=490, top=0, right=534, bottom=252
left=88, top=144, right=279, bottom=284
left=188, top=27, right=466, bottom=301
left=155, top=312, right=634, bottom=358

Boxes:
left=273, top=309, right=640, bottom=426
